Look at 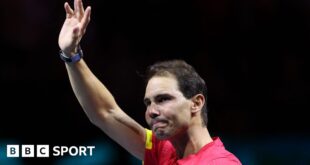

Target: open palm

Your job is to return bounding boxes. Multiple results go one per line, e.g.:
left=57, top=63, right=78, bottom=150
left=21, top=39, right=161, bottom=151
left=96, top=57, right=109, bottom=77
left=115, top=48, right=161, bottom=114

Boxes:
left=58, top=0, right=91, bottom=56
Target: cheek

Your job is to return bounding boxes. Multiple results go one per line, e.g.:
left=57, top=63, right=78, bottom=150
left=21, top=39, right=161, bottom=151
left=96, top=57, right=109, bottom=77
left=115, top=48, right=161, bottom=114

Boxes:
left=173, top=103, right=191, bottom=123
left=145, top=110, right=151, bottom=125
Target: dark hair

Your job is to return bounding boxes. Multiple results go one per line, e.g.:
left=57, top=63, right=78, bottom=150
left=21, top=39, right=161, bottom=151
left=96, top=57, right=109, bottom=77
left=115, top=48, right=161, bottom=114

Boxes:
left=145, top=59, right=208, bottom=126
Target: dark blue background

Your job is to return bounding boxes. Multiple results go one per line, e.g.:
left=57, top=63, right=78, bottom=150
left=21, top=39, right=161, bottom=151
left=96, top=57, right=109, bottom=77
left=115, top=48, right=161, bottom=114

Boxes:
left=0, top=0, right=309, bottom=164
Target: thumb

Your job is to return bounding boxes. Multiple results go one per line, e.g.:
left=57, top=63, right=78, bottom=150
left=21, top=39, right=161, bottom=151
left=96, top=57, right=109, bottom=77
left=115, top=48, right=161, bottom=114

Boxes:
left=72, top=26, right=80, bottom=39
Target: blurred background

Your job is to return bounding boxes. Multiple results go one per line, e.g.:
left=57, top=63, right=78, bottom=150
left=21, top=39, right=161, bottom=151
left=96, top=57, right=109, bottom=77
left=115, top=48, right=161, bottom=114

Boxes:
left=0, top=0, right=309, bottom=164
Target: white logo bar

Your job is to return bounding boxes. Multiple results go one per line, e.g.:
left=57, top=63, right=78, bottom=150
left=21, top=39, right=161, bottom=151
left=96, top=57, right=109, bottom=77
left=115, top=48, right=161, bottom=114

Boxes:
left=5, top=144, right=95, bottom=158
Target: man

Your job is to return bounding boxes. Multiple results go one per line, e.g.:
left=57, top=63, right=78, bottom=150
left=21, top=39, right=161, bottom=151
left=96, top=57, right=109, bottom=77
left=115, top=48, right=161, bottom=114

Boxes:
left=58, top=0, right=242, bottom=164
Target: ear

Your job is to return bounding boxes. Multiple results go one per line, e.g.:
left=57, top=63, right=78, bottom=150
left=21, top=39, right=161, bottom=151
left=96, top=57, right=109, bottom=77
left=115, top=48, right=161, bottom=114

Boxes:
left=190, top=94, right=205, bottom=113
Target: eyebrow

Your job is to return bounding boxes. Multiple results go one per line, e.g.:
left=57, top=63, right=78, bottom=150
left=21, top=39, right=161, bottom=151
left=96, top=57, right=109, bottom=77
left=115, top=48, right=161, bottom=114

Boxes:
left=143, top=93, right=173, bottom=104
left=155, top=93, right=172, bottom=100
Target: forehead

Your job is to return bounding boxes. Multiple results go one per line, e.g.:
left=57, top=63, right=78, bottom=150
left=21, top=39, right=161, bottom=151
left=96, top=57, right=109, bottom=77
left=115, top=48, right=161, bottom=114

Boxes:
left=145, top=76, right=180, bottom=98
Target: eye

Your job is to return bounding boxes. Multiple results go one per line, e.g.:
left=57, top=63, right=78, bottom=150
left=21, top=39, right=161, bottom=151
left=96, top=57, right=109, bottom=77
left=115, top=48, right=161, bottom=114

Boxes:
left=144, top=99, right=151, bottom=107
left=156, top=95, right=171, bottom=104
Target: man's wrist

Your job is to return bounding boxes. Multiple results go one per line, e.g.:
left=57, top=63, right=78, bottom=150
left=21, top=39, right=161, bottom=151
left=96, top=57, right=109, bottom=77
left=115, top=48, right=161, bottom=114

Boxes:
left=59, top=46, right=83, bottom=63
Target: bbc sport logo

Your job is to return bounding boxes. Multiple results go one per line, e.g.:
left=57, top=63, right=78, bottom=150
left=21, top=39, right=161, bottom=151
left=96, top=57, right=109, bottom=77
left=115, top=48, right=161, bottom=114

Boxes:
left=4, top=144, right=95, bottom=158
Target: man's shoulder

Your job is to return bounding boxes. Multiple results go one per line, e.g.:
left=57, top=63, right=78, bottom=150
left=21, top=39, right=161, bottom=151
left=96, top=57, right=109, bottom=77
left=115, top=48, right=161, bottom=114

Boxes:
left=200, top=137, right=242, bottom=164
left=207, top=158, right=242, bottom=165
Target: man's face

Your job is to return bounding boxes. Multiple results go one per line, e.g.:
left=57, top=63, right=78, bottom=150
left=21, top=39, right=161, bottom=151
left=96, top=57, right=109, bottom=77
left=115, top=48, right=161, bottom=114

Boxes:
left=144, top=76, right=192, bottom=140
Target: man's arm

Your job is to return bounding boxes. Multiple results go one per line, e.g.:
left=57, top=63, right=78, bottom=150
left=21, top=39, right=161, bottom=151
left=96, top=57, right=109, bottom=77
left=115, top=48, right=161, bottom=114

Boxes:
left=58, top=0, right=146, bottom=160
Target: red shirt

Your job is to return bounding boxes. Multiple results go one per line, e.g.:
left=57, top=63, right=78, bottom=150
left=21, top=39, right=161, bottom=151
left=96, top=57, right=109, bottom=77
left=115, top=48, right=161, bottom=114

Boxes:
left=144, top=129, right=242, bottom=165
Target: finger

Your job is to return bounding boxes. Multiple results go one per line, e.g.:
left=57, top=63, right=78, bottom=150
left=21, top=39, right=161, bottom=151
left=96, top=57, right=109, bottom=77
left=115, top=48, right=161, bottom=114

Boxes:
left=80, top=6, right=91, bottom=34
left=78, top=0, right=85, bottom=17
left=64, top=2, right=74, bottom=18
left=74, top=0, right=81, bottom=19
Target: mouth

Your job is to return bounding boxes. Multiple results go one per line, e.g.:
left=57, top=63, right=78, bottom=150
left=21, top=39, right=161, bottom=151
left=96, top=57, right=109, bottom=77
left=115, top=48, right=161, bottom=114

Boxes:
left=151, top=120, right=167, bottom=131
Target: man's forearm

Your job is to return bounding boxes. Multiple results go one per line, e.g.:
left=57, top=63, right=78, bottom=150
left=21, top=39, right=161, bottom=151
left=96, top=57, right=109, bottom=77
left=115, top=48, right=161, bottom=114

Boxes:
left=64, top=59, right=146, bottom=159
left=65, top=59, right=117, bottom=122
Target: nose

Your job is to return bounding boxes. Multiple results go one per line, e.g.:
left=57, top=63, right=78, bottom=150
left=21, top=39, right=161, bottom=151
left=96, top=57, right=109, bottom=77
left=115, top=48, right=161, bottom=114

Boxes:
left=147, top=103, right=160, bottom=119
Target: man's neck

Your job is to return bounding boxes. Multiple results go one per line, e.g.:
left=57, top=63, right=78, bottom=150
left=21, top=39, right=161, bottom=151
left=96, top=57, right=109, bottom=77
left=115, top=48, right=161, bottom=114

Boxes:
left=170, top=125, right=213, bottom=159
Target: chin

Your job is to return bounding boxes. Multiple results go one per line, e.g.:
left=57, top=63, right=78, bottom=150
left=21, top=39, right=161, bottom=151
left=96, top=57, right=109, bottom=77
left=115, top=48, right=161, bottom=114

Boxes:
left=154, top=130, right=172, bottom=140
left=155, top=134, right=170, bottom=140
